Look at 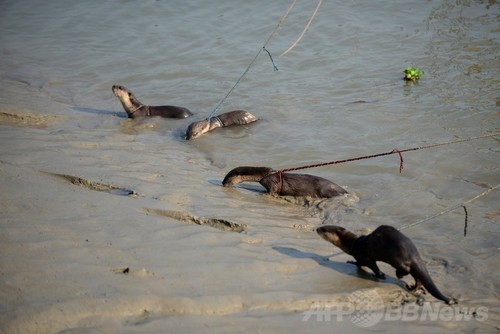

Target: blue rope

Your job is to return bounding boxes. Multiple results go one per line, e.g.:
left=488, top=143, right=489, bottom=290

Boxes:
left=207, top=115, right=223, bottom=127
left=207, top=47, right=278, bottom=120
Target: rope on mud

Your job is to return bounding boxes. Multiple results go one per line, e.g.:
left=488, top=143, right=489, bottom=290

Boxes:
left=207, top=0, right=297, bottom=120
left=278, top=133, right=499, bottom=174
left=398, top=184, right=499, bottom=234
left=279, top=0, right=323, bottom=57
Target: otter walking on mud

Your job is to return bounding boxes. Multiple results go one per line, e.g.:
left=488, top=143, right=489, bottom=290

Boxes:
left=223, top=166, right=347, bottom=198
left=185, top=110, right=258, bottom=140
left=112, top=85, right=193, bottom=119
left=316, top=225, right=457, bottom=304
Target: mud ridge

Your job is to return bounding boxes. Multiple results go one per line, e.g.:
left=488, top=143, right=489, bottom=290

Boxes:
left=144, top=208, right=246, bottom=233
left=0, top=110, right=64, bottom=128
left=43, top=171, right=138, bottom=197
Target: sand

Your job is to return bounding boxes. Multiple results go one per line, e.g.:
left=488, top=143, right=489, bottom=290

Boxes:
left=1, top=100, right=497, bottom=333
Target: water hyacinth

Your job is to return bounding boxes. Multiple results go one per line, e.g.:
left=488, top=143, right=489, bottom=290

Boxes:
left=403, top=67, right=424, bottom=81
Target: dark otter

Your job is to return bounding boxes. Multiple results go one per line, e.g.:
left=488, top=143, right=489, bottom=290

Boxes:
left=222, top=166, right=275, bottom=186
left=222, top=166, right=347, bottom=198
left=112, top=85, right=193, bottom=119
left=316, top=225, right=456, bottom=304
left=185, top=110, right=258, bottom=140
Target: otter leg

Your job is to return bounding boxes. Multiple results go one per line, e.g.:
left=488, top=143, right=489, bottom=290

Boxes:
left=348, top=260, right=386, bottom=279
left=395, top=268, right=409, bottom=279
left=363, top=260, right=386, bottom=279
left=369, top=263, right=386, bottom=279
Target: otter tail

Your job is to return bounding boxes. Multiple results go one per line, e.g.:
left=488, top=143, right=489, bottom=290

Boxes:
left=410, top=260, right=455, bottom=304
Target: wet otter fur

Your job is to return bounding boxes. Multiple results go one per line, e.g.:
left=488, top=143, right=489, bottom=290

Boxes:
left=112, top=85, right=193, bottom=119
left=185, top=110, right=258, bottom=140
left=316, top=225, right=456, bottom=304
left=222, top=166, right=347, bottom=198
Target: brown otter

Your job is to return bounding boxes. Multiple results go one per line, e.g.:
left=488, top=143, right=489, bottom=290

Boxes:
left=222, top=166, right=347, bottom=198
left=316, top=225, right=456, bottom=305
left=185, top=110, right=258, bottom=140
left=112, top=85, right=193, bottom=119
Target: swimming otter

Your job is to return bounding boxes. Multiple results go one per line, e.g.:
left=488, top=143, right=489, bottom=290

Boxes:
left=112, top=85, right=193, bottom=119
left=316, top=225, right=456, bottom=304
left=222, top=166, right=347, bottom=198
left=185, top=110, right=258, bottom=140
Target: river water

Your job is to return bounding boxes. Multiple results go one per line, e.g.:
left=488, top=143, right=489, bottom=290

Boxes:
left=0, top=0, right=498, bottom=333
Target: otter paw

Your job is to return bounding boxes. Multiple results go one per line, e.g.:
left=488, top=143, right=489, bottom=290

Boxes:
left=374, top=273, right=386, bottom=280
left=407, top=284, right=426, bottom=295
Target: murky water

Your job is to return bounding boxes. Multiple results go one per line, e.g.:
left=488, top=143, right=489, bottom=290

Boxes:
left=0, top=0, right=498, bottom=333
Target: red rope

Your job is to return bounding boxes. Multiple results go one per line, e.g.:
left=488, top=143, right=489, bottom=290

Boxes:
left=277, top=170, right=284, bottom=194
left=278, top=133, right=498, bottom=174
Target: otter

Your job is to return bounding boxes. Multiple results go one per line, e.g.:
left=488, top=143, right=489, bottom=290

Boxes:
left=185, top=110, right=258, bottom=140
left=222, top=166, right=347, bottom=198
left=112, top=85, right=193, bottom=119
left=316, top=225, right=456, bottom=304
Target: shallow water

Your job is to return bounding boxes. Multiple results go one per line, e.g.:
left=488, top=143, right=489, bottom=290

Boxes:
left=0, top=0, right=499, bottom=333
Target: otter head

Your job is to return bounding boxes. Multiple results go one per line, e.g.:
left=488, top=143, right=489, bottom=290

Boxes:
left=222, top=166, right=275, bottom=186
left=185, top=119, right=210, bottom=140
left=112, top=85, right=142, bottom=115
left=316, top=225, right=357, bottom=255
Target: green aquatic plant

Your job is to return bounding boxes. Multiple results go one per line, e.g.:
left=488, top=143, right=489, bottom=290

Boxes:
left=403, top=67, right=424, bottom=81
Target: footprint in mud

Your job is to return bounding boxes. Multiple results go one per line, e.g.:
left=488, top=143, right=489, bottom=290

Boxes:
left=144, top=208, right=246, bottom=233
left=43, top=171, right=138, bottom=197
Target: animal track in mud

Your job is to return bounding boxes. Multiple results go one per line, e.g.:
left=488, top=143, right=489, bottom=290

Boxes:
left=144, top=208, right=246, bottom=233
left=43, top=172, right=138, bottom=197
